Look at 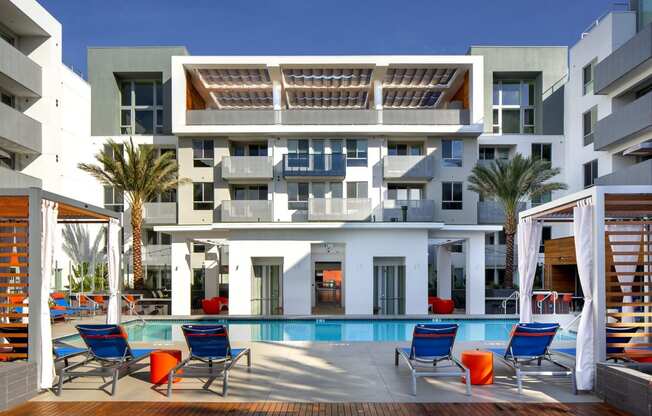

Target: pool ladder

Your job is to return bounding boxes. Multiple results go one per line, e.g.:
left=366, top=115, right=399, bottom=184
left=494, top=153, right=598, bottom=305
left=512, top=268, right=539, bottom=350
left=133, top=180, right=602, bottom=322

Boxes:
left=502, top=291, right=519, bottom=315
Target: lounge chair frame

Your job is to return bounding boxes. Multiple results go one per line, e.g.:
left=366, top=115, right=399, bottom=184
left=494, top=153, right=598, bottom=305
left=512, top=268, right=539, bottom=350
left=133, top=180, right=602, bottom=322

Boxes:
left=394, top=325, right=471, bottom=396
left=166, top=325, right=251, bottom=397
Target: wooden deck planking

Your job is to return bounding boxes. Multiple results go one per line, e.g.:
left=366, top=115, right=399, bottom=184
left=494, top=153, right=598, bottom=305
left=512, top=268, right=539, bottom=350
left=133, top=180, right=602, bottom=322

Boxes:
left=0, top=402, right=629, bottom=416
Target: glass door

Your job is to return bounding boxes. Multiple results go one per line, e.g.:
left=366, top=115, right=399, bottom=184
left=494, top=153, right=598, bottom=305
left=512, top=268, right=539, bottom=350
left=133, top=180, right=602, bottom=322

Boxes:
left=251, top=264, right=282, bottom=315
left=374, top=263, right=406, bottom=315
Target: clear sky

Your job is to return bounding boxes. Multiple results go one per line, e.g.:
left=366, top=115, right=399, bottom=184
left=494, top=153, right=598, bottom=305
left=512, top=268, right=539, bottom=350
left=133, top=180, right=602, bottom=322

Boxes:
left=39, top=0, right=619, bottom=77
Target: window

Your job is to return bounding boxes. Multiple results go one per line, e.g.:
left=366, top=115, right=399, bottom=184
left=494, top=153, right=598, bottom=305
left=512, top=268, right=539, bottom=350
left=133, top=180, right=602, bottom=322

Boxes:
left=0, top=88, right=15, bottom=108
left=583, top=106, right=597, bottom=146
left=387, top=184, right=423, bottom=201
left=346, top=139, right=368, bottom=166
left=442, top=139, right=463, bottom=167
left=192, top=269, right=205, bottom=291
left=485, top=233, right=496, bottom=245
left=288, top=182, right=309, bottom=210
left=441, top=182, right=463, bottom=210
left=287, top=139, right=309, bottom=167
left=193, top=139, right=214, bottom=167
left=531, top=143, right=552, bottom=163
left=330, top=182, right=343, bottom=199
left=532, top=191, right=552, bottom=206
left=119, top=80, right=163, bottom=134
left=583, top=159, right=598, bottom=188
left=498, top=231, right=506, bottom=245
left=582, top=61, right=595, bottom=95
left=492, top=80, right=536, bottom=134
left=232, top=185, right=267, bottom=200
left=193, top=243, right=206, bottom=253
left=539, top=226, right=552, bottom=253
left=450, top=244, right=463, bottom=253
left=479, top=147, right=495, bottom=161
left=160, top=188, right=177, bottom=203
left=193, top=183, right=214, bottom=210
left=0, top=148, right=15, bottom=169
left=104, top=186, right=124, bottom=212
left=311, top=182, right=326, bottom=199
left=0, top=26, right=15, bottom=46
left=346, top=181, right=368, bottom=199
left=388, top=143, right=422, bottom=156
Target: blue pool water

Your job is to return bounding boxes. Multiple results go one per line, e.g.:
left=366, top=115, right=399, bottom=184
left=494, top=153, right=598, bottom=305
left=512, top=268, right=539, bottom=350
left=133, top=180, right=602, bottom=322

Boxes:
left=64, top=319, right=576, bottom=343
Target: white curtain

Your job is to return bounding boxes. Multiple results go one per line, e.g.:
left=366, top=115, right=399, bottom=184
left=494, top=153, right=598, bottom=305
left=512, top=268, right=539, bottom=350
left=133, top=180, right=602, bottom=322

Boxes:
left=606, top=224, right=642, bottom=324
left=518, top=218, right=542, bottom=323
left=574, top=199, right=595, bottom=391
left=39, top=200, right=58, bottom=389
left=106, top=218, right=121, bottom=324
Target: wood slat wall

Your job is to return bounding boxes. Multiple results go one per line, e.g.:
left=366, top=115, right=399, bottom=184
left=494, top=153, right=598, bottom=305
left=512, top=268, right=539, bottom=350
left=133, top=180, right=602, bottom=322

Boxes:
left=0, top=196, right=29, bottom=361
left=604, top=194, right=652, bottom=360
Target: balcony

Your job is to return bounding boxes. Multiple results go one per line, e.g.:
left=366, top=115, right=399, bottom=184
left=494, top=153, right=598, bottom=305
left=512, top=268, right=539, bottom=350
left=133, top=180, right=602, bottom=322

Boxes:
left=0, top=37, right=42, bottom=97
left=142, top=244, right=171, bottom=267
left=186, top=109, right=275, bottom=125
left=283, top=154, right=346, bottom=178
left=383, top=155, right=433, bottom=181
left=594, top=91, right=652, bottom=151
left=596, top=159, right=652, bottom=186
left=308, top=198, right=371, bottom=221
left=0, top=103, right=41, bottom=154
left=0, top=166, right=41, bottom=188
left=382, top=200, right=435, bottom=222
left=383, top=109, right=469, bottom=125
left=221, top=200, right=273, bottom=222
left=143, top=202, right=177, bottom=224
left=594, top=23, right=652, bottom=95
left=222, top=156, right=273, bottom=181
left=477, top=201, right=527, bottom=225
left=282, top=109, right=376, bottom=125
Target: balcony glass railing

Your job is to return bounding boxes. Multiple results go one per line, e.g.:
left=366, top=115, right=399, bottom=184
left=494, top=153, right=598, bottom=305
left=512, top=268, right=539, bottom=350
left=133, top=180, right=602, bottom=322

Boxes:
left=308, top=198, right=371, bottom=221
left=283, top=154, right=346, bottom=177
left=221, top=200, right=273, bottom=222
left=383, top=155, right=433, bottom=180
left=143, top=202, right=177, bottom=224
left=382, top=200, right=435, bottom=222
left=222, top=156, right=273, bottom=180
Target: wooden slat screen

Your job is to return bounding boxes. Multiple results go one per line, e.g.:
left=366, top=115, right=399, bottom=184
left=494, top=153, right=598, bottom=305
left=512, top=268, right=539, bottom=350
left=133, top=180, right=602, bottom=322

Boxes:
left=0, top=196, right=29, bottom=361
left=604, top=194, right=652, bottom=360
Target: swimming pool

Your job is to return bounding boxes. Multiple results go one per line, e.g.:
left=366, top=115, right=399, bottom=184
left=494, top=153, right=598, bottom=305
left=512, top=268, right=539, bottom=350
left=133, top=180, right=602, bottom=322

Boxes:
left=61, top=319, right=576, bottom=343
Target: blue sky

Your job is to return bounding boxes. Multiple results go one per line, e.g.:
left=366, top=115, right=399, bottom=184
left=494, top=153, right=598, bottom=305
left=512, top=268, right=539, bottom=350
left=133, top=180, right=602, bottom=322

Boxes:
left=39, top=0, right=618, bottom=77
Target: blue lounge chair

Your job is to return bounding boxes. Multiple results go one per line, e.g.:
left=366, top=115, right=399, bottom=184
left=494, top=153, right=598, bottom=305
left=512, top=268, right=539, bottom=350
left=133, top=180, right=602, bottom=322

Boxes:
left=52, top=296, right=97, bottom=317
left=56, top=324, right=154, bottom=396
left=167, top=324, right=251, bottom=397
left=394, top=323, right=470, bottom=396
left=53, top=346, right=87, bottom=364
left=488, top=322, right=575, bottom=394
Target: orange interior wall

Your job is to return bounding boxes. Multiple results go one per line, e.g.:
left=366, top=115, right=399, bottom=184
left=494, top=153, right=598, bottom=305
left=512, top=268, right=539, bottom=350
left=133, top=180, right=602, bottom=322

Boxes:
left=450, top=72, right=469, bottom=109
left=186, top=72, right=206, bottom=110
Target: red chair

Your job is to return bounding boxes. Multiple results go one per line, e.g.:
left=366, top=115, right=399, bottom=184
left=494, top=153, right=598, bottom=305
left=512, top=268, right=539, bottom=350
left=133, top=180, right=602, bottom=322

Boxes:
left=534, top=294, right=546, bottom=314
left=435, top=299, right=455, bottom=314
left=215, top=296, right=229, bottom=311
left=560, top=293, right=573, bottom=313
left=201, top=298, right=220, bottom=314
left=427, top=296, right=439, bottom=313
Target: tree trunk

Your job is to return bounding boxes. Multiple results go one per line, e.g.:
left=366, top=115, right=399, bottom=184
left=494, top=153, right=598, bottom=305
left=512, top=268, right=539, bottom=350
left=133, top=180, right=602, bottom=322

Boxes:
left=131, top=200, right=144, bottom=289
left=503, top=208, right=518, bottom=289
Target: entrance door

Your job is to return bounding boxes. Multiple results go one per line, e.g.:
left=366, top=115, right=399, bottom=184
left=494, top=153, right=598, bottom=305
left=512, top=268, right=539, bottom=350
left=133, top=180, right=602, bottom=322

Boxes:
left=251, top=264, right=282, bottom=315
left=313, top=262, right=343, bottom=314
left=374, top=262, right=406, bottom=315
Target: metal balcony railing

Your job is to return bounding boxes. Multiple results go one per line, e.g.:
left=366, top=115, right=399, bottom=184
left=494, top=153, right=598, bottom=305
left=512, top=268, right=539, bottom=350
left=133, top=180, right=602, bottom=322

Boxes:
left=308, top=198, right=371, bottom=221
left=143, top=202, right=177, bottom=224
left=142, top=244, right=171, bottom=266
left=222, top=156, right=273, bottom=180
left=283, top=154, right=346, bottom=178
left=383, top=155, right=433, bottom=180
left=221, top=200, right=273, bottom=222
left=382, top=200, right=435, bottom=222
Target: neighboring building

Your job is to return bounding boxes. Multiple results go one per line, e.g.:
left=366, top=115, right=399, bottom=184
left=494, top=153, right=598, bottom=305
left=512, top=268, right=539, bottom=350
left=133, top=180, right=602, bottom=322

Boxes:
left=565, top=2, right=652, bottom=190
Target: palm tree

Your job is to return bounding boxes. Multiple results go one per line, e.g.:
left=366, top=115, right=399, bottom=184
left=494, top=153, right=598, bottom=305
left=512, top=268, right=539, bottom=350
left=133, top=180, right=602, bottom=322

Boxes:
left=467, top=154, right=566, bottom=288
left=79, top=138, right=183, bottom=289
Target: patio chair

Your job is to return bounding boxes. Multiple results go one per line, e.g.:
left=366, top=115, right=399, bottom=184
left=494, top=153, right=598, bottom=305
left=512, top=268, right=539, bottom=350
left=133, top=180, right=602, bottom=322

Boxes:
left=166, top=324, right=251, bottom=397
left=487, top=322, right=576, bottom=394
left=53, top=346, right=87, bottom=366
left=55, top=324, right=154, bottom=396
left=51, top=293, right=97, bottom=317
left=394, top=323, right=471, bottom=396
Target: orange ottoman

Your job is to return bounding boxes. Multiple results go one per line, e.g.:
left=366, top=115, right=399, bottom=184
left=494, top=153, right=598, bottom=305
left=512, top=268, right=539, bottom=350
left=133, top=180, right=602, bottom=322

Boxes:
left=150, top=349, right=183, bottom=385
left=461, top=350, right=493, bottom=385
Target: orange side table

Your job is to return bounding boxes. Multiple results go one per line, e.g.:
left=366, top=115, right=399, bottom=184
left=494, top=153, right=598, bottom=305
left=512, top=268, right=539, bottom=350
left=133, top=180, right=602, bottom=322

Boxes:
left=150, top=349, right=183, bottom=385
left=461, top=350, right=493, bottom=385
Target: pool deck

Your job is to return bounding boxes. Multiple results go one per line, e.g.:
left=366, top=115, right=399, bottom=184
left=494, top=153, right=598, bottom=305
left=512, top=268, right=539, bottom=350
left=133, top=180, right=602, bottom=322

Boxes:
left=1, top=402, right=629, bottom=416
left=41, top=314, right=587, bottom=404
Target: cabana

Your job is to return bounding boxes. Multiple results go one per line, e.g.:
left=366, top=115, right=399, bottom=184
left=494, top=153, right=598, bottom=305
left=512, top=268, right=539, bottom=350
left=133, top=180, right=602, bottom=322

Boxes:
left=0, top=188, right=123, bottom=390
left=517, top=185, right=652, bottom=391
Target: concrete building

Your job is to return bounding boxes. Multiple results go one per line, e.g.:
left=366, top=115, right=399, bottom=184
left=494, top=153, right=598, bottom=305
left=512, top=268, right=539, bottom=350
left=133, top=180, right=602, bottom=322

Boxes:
left=565, top=1, right=652, bottom=190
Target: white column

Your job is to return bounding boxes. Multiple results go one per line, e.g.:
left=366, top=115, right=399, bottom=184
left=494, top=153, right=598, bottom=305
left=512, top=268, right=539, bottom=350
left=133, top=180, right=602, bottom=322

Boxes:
left=204, top=245, right=219, bottom=299
left=469, top=57, right=484, bottom=125
left=436, top=245, right=452, bottom=299
left=374, top=80, right=383, bottom=124
left=171, top=235, right=191, bottom=315
left=273, top=80, right=282, bottom=124
left=465, top=234, right=486, bottom=314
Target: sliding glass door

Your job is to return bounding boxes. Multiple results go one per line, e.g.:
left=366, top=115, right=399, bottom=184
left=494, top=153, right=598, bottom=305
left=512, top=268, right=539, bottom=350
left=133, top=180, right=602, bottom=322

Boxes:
left=251, top=264, right=282, bottom=315
left=373, top=261, right=406, bottom=315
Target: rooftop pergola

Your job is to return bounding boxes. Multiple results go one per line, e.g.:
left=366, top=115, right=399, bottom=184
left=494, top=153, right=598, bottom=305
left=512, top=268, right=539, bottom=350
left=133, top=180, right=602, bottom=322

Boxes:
left=518, top=185, right=652, bottom=390
left=0, top=187, right=122, bottom=389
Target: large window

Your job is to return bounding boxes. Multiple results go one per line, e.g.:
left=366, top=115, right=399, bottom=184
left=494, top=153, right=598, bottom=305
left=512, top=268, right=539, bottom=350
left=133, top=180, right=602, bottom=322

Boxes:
left=232, top=185, right=267, bottom=200
left=388, top=143, right=423, bottom=156
left=120, top=80, right=163, bottom=134
left=532, top=191, right=552, bottom=207
left=583, top=159, right=598, bottom=188
left=492, top=80, right=535, bottom=134
left=287, top=139, right=309, bottom=167
left=193, top=183, right=214, bottom=210
left=387, top=184, right=423, bottom=201
left=104, top=186, right=124, bottom=212
left=288, top=182, right=309, bottom=210
left=346, top=181, right=368, bottom=199
left=583, top=106, right=597, bottom=146
left=0, top=87, right=15, bottom=109
left=582, top=61, right=595, bottom=96
left=442, top=139, right=463, bottom=167
left=193, top=139, right=214, bottom=168
left=479, top=147, right=509, bottom=162
left=531, top=143, right=552, bottom=163
left=442, top=182, right=463, bottom=210
left=346, top=139, right=368, bottom=167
